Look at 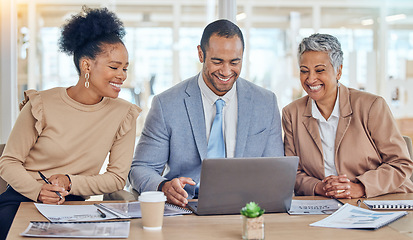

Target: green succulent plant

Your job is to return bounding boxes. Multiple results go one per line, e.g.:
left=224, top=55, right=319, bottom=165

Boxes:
left=240, top=202, right=265, bottom=218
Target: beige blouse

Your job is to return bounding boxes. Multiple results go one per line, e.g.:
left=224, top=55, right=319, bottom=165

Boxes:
left=0, top=87, right=141, bottom=201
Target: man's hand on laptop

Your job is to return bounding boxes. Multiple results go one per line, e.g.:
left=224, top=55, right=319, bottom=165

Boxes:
left=162, top=177, right=196, bottom=207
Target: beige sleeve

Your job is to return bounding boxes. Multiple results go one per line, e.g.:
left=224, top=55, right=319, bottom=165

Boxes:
left=0, top=101, right=43, bottom=201
left=356, top=97, right=413, bottom=197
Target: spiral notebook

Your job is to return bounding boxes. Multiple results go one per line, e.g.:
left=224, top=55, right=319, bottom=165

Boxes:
left=363, top=200, right=413, bottom=210
left=20, top=221, right=130, bottom=238
left=310, top=203, right=407, bottom=230
left=97, top=201, right=192, bottom=218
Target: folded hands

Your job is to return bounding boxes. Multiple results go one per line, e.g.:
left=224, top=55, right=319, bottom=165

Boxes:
left=315, top=174, right=365, bottom=199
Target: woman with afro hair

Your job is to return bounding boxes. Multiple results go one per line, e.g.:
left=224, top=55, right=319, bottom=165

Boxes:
left=0, top=6, right=141, bottom=238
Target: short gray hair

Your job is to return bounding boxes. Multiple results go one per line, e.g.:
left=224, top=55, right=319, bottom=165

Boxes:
left=298, top=33, right=343, bottom=73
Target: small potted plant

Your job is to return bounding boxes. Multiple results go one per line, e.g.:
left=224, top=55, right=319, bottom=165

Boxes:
left=240, top=202, right=265, bottom=240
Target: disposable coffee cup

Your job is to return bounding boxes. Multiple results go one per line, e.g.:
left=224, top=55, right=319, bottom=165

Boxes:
left=139, top=191, right=167, bottom=230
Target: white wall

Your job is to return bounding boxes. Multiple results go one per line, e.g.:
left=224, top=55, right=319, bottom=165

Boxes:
left=0, top=0, right=18, bottom=143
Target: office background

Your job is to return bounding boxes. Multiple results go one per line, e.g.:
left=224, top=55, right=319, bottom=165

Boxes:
left=1, top=0, right=413, bottom=144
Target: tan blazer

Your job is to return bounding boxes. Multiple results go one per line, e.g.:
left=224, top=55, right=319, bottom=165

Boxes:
left=282, top=85, right=413, bottom=198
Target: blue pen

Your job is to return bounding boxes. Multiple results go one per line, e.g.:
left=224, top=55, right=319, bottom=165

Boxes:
left=38, top=171, right=63, bottom=200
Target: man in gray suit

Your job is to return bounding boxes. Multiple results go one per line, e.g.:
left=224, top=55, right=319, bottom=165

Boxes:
left=129, top=19, right=284, bottom=207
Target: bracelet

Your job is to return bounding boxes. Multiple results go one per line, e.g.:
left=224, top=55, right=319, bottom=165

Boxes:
left=65, top=174, right=72, bottom=192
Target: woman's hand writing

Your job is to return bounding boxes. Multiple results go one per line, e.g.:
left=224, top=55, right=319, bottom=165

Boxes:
left=37, top=174, right=70, bottom=204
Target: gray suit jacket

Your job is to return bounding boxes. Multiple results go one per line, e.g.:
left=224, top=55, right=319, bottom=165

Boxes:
left=129, top=74, right=284, bottom=198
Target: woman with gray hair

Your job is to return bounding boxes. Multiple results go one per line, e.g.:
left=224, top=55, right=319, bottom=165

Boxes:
left=282, top=33, right=413, bottom=199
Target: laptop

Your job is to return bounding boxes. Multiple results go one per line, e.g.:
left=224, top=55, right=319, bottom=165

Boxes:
left=187, top=156, right=299, bottom=215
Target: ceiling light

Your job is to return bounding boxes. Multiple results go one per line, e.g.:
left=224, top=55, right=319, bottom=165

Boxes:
left=236, top=12, right=246, bottom=21
left=361, top=19, right=374, bottom=26
left=386, top=14, right=406, bottom=22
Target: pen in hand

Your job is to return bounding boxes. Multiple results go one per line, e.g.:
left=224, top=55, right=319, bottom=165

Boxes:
left=38, top=171, right=63, bottom=200
left=97, top=208, right=106, bottom=218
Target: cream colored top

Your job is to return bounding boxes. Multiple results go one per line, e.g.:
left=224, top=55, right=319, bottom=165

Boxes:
left=0, top=87, right=141, bottom=201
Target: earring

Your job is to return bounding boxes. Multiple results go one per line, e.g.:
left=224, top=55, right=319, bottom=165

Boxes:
left=84, top=72, right=90, bottom=88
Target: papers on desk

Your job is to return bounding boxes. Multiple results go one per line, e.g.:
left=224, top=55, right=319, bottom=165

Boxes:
left=34, top=202, right=192, bottom=222
left=34, top=203, right=120, bottom=222
left=288, top=199, right=343, bottom=215
left=98, top=202, right=192, bottom=218
left=310, top=203, right=408, bottom=230
left=20, top=221, right=130, bottom=238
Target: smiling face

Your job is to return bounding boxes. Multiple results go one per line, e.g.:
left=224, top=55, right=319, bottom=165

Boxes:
left=299, top=51, right=342, bottom=106
left=198, top=34, right=243, bottom=96
left=85, top=42, right=129, bottom=99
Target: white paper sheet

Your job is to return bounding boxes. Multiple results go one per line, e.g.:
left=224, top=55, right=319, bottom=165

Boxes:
left=310, top=203, right=408, bottom=230
left=34, top=203, right=119, bottom=222
left=288, top=199, right=343, bottom=215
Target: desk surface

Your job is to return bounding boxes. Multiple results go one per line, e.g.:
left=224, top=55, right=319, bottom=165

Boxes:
left=7, top=194, right=413, bottom=240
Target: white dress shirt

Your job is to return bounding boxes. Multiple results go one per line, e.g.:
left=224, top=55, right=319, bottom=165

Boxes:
left=198, top=74, right=238, bottom=158
left=311, top=90, right=340, bottom=177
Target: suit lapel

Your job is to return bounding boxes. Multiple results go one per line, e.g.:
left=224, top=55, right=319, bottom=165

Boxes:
left=234, top=79, right=252, bottom=157
left=335, top=85, right=352, bottom=159
left=184, top=75, right=208, bottom=160
left=302, top=97, right=323, bottom=155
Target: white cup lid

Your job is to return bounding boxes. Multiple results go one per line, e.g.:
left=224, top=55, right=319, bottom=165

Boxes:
left=139, top=191, right=167, bottom=202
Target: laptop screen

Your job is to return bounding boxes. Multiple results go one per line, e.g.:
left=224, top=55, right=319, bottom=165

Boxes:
left=189, top=156, right=299, bottom=215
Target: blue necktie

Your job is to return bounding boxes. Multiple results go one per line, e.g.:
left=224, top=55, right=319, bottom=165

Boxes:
left=207, top=99, right=226, bottom=158
left=195, top=99, right=226, bottom=198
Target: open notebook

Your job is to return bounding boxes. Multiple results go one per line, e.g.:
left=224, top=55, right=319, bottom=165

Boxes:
left=34, top=202, right=191, bottom=222
left=97, top=201, right=191, bottom=218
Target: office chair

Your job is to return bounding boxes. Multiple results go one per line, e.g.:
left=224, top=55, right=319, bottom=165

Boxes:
left=0, top=144, right=7, bottom=194
left=404, top=136, right=413, bottom=160
left=103, top=188, right=136, bottom=201
left=103, top=177, right=136, bottom=201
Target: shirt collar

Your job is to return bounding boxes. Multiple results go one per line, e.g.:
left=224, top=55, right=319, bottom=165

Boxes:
left=311, top=87, right=340, bottom=122
left=198, top=72, right=237, bottom=106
